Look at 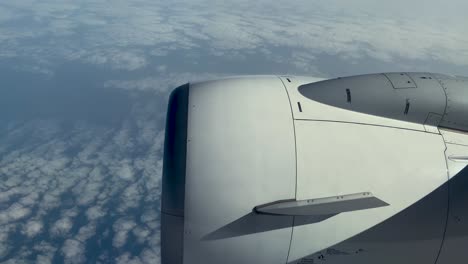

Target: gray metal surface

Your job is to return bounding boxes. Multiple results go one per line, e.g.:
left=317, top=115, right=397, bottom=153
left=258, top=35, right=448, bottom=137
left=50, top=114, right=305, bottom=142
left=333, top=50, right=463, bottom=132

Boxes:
left=255, top=192, right=389, bottom=216
left=297, top=72, right=468, bottom=133
left=384, top=73, right=417, bottom=88
left=434, top=74, right=468, bottom=131
left=297, top=73, right=447, bottom=128
left=161, top=213, right=184, bottom=264
left=448, top=156, right=468, bottom=162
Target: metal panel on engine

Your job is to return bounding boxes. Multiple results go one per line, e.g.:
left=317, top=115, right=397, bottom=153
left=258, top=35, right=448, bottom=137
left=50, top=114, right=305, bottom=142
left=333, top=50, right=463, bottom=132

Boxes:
left=280, top=73, right=446, bottom=131
left=383, top=72, right=417, bottom=88
left=288, top=120, right=448, bottom=263
left=435, top=74, right=468, bottom=132
left=436, top=143, right=468, bottom=264
left=183, top=77, right=297, bottom=264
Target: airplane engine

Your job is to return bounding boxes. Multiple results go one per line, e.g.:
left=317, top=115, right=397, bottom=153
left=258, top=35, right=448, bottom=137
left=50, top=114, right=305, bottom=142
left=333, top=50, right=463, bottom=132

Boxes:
left=161, top=73, right=468, bottom=264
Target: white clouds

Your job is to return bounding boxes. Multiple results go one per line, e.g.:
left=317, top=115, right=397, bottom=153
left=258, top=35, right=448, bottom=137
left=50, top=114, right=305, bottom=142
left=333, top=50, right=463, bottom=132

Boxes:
left=75, top=223, right=96, bottom=242
left=72, top=167, right=105, bottom=206
left=1, top=0, right=468, bottom=76
left=50, top=217, right=73, bottom=237
left=113, top=218, right=137, bottom=248
left=19, top=192, right=40, bottom=207
left=0, top=227, right=12, bottom=258
left=34, top=242, right=57, bottom=264
left=80, top=49, right=148, bottom=71
left=39, top=157, right=69, bottom=175
left=140, top=248, right=160, bottom=264
left=132, top=226, right=151, bottom=244
left=23, top=219, right=44, bottom=238
left=0, top=187, right=22, bottom=204
left=104, top=78, right=169, bottom=93
left=104, top=72, right=225, bottom=93
left=36, top=254, right=54, bottom=264
left=116, top=162, right=135, bottom=181
left=86, top=205, right=106, bottom=221
left=140, top=208, right=160, bottom=231
left=0, top=203, right=31, bottom=224
left=115, top=248, right=160, bottom=264
left=61, top=239, right=85, bottom=264
left=116, top=253, right=143, bottom=264
left=0, top=100, right=166, bottom=262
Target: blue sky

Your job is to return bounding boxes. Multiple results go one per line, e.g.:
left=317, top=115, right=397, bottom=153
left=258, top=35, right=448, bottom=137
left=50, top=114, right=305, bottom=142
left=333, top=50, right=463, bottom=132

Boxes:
left=0, top=1, right=468, bottom=263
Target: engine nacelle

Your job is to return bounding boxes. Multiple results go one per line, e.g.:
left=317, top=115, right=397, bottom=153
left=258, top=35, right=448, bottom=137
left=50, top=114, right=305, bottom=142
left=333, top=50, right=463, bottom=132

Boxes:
left=161, top=73, right=468, bottom=264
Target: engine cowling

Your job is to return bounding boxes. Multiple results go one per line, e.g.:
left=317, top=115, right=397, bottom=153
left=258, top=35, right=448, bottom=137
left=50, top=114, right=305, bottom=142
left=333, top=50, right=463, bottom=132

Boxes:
left=161, top=73, right=468, bottom=264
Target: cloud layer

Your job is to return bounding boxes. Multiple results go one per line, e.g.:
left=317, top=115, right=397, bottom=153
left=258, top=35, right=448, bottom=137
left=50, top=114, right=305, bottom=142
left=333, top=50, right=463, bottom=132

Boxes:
left=0, top=95, right=166, bottom=263
left=1, top=0, right=468, bottom=77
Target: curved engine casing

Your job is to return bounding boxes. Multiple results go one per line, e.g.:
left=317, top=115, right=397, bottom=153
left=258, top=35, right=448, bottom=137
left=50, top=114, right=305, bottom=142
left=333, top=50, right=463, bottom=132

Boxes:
left=161, top=73, right=468, bottom=264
